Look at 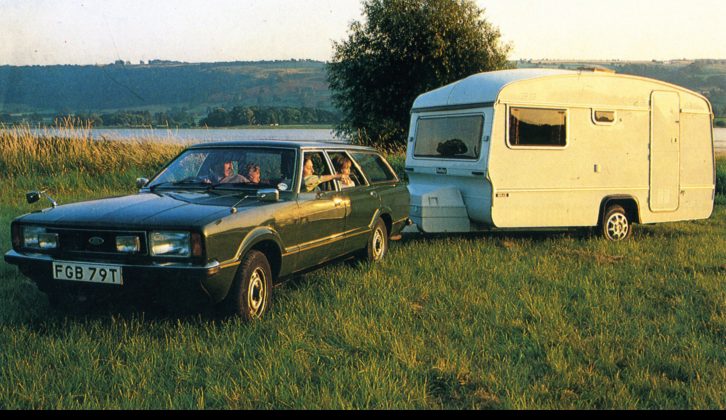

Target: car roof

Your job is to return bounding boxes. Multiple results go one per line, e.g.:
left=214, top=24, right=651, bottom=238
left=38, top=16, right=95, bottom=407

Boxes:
left=188, top=140, right=379, bottom=152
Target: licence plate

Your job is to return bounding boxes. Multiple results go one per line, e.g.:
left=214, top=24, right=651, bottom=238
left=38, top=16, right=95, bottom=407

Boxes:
left=52, top=262, right=123, bottom=286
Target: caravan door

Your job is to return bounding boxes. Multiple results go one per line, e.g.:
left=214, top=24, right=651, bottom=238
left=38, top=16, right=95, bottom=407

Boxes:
left=649, top=91, right=681, bottom=212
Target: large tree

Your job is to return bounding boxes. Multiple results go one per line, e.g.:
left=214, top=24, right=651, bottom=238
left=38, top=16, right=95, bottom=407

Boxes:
left=328, top=0, right=512, bottom=151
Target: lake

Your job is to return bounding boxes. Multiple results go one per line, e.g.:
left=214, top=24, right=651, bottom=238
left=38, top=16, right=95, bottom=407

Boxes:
left=9, top=127, right=726, bottom=151
left=716, top=127, right=726, bottom=152
left=18, top=127, right=345, bottom=144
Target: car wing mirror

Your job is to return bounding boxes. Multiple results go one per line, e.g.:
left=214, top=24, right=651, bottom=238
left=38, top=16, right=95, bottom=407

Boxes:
left=26, top=190, right=58, bottom=207
left=26, top=191, right=41, bottom=204
left=257, top=189, right=279, bottom=202
left=136, top=178, right=149, bottom=189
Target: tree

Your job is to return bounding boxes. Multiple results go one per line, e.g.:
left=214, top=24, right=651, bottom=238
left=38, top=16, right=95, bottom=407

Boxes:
left=327, top=0, right=511, bottom=151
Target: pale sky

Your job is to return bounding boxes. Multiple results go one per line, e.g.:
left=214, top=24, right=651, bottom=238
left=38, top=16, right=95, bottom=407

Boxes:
left=0, top=0, right=724, bottom=65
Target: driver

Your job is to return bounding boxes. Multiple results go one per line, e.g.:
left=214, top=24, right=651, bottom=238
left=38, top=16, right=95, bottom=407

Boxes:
left=219, top=161, right=249, bottom=183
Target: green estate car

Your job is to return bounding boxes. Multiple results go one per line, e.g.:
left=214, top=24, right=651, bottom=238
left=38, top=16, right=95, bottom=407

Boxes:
left=4, top=141, right=410, bottom=319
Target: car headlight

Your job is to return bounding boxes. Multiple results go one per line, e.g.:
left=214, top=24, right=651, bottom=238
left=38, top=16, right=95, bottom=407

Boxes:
left=150, top=231, right=190, bottom=257
left=23, top=226, right=58, bottom=250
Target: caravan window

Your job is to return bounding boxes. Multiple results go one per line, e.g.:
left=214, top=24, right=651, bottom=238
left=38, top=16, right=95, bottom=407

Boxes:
left=414, top=115, right=484, bottom=160
left=509, top=107, right=567, bottom=147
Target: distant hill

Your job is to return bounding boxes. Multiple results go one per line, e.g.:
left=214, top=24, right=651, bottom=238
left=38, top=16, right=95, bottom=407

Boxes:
left=1, top=59, right=724, bottom=122
left=0, top=60, right=332, bottom=114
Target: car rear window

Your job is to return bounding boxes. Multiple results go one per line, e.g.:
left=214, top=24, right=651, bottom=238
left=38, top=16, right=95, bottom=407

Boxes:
left=414, top=115, right=484, bottom=159
left=350, top=153, right=398, bottom=184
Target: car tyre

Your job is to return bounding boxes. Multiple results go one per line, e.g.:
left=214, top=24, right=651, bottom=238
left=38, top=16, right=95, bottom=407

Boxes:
left=601, top=204, right=633, bottom=242
left=226, top=250, right=272, bottom=320
left=363, top=218, right=389, bottom=262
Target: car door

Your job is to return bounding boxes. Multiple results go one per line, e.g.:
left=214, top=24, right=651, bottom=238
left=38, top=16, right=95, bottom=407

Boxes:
left=293, top=151, right=348, bottom=271
left=326, top=151, right=379, bottom=253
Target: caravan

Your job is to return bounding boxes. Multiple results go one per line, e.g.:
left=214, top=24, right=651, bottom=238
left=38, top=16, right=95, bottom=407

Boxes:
left=405, top=69, right=715, bottom=240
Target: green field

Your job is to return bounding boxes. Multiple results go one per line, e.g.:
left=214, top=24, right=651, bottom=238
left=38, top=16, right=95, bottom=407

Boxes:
left=0, top=130, right=724, bottom=409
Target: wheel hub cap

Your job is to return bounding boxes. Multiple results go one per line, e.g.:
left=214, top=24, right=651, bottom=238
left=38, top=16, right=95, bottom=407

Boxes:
left=607, top=214, right=629, bottom=240
left=248, top=268, right=266, bottom=315
left=373, top=228, right=384, bottom=259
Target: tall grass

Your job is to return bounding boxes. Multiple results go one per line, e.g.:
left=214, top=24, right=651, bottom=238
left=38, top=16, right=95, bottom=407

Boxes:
left=0, top=130, right=724, bottom=409
left=0, top=121, right=182, bottom=176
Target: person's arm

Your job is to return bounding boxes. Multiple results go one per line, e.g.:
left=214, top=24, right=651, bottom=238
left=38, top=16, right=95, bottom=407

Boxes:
left=303, top=174, right=347, bottom=192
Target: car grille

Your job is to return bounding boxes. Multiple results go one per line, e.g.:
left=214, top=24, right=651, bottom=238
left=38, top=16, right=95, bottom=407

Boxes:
left=48, top=227, right=148, bottom=256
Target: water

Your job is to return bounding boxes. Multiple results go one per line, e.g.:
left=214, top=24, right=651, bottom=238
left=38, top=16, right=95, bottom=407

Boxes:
left=17, top=127, right=344, bottom=144
left=8, top=126, right=725, bottom=151
left=715, top=128, right=726, bottom=152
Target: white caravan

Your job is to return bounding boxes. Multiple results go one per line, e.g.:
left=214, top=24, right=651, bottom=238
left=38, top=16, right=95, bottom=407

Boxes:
left=405, top=69, right=715, bottom=240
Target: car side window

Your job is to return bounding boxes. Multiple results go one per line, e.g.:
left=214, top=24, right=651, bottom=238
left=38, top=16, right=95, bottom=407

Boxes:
left=350, top=152, right=398, bottom=184
left=327, top=151, right=367, bottom=189
left=301, top=151, right=336, bottom=193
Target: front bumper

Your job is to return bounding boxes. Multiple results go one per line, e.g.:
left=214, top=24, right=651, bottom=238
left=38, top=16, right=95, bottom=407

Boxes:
left=4, top=250, right=237, bottom=304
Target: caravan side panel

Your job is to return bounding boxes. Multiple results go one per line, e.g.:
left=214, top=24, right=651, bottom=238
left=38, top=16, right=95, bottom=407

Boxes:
left=488, top=73, right=713, bottom=229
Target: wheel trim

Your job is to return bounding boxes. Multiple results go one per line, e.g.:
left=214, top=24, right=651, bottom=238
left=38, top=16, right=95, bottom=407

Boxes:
left=372, top=227, right=385, bottom=260
left=247, top=268, right=266, bottom=316
left=606, top=213, right=629, bottom=240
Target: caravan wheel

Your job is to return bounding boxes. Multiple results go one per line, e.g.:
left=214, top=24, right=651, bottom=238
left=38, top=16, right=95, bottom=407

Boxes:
left=601, top=205, right=632, bottom=242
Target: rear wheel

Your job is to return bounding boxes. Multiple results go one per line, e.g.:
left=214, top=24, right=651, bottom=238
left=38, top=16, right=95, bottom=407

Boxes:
left=363, top=218, right=389, bottom=262
left=226, top=250, right=272, bottom=320
left=601, top=204, right=633, bottom=241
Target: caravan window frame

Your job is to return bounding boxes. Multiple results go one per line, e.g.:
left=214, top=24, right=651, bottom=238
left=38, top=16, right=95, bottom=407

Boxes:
left=506, top=105, right=570, bottom=150
left=412, top=113, right=486, bottom=161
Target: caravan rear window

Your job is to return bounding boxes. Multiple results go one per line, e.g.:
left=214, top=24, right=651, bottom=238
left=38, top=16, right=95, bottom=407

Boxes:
left=508, top=107, right=567, bottom=148
left=414, top=115, right=484, bottom=160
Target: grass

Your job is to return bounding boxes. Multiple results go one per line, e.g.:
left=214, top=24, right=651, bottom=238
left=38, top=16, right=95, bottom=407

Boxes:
left=0, top=129, right=724, bottom=409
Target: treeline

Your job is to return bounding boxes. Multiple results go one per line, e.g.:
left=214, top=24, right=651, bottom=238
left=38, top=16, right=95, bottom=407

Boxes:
left=200, top=106, right=340, bottom=127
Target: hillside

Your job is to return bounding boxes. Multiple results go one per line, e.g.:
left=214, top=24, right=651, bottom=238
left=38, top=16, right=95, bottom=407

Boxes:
left=0, top=60, right=332, bottom=114
left=1, top=59, right=724, bottom=123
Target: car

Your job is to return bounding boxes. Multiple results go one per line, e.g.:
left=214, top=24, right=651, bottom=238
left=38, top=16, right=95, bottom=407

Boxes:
left=4, top=141, right=410, bottom=320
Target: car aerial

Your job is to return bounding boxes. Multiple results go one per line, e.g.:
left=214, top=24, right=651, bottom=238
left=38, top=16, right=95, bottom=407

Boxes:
left=4, top=141, right=410, bottom=320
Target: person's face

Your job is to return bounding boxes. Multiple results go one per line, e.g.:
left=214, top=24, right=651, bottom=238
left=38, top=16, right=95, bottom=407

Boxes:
left=223, top=161, right=233, bottom=177
left=340, top=162, right=351, bottom=176
left=248, top=167, right=260, bottom=183
left=303, top=159, right=314, bottom=177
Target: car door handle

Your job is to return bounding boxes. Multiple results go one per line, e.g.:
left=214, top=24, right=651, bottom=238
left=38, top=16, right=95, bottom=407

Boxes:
left=334, top=198, right=344, bottom=207
left=370, top=191, right=378, bottom=197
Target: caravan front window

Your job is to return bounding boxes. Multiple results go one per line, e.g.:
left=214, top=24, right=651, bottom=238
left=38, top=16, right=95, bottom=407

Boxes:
left=414, top=115, right=484, bottom=160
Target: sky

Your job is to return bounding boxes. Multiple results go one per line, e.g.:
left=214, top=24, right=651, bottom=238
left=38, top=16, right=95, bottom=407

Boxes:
left=0, top=0, right=724, bottom=66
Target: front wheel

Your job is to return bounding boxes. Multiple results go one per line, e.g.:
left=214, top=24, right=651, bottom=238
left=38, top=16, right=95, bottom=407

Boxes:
left=601, top=205, right=633, bottom=241
left=363, top=218, right=389, bottom=262
left=226, top=250, right=272, bottom=320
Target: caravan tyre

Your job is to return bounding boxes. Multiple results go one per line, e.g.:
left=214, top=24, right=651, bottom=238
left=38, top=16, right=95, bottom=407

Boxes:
left=601, top=205, right=632, bottom=242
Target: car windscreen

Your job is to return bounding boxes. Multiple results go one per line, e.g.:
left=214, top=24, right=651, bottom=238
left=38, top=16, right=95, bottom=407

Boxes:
left=148, top=147, right=297, bottom=191
left=414, top=115, right=484, bottom=160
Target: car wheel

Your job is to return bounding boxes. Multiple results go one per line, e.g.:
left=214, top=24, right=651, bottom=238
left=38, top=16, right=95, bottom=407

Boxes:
left=363, top=218, right=389, bottom=262
left=227, top=250, right=272, bottom=320
left=601, top=204, right=633, bottom=241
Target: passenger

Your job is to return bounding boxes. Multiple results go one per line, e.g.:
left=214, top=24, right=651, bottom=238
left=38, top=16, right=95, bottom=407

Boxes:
left=219, top=161, right=249, bottom=183
left=302, top=157, right=348, bottom=192
left=245, top=162, right=261, bottom=184
left=334, top=155, right=356, bottom=189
